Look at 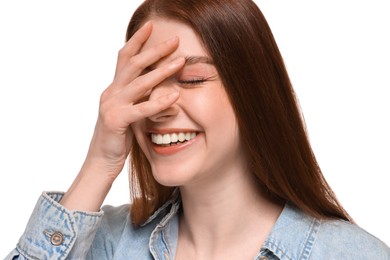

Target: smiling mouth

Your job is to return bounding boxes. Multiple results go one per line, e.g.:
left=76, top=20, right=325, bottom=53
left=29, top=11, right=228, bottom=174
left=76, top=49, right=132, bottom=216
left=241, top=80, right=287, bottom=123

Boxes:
left=150, top=132, right=198, bottom=147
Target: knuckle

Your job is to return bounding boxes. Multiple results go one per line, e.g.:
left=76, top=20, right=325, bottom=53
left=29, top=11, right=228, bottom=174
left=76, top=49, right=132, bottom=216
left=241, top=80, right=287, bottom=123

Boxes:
left=100, top=87, right=117, bottom=104
left=131, top=76, right=150, bottom=92
left=117, top=47, right=127, bottom=57
left=128, top=57, right=144, bottom=71
left=100, top=89, right=110, bottom=102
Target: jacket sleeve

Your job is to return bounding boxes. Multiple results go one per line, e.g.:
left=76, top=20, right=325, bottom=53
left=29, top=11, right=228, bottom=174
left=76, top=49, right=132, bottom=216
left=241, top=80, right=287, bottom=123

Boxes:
left=5, top=192, right=103, bottom=260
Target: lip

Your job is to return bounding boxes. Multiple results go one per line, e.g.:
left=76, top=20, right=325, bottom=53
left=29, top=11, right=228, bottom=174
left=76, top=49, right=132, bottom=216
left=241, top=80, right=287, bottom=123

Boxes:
left=147, top=128, right=201, bottom=156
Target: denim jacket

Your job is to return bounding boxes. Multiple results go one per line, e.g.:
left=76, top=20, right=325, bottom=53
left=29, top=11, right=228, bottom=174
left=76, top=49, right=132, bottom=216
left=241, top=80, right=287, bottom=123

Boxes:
left=6, top=191, right=390, bottom=260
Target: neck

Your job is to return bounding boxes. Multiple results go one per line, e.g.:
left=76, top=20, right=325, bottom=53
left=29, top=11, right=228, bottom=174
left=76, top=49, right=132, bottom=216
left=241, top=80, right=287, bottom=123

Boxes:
left=177, top=170, right=283, bottom=259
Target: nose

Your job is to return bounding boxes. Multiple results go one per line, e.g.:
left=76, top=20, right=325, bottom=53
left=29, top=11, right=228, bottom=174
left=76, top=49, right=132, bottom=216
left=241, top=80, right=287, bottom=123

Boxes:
left=147, top=82, right=180, bottom=122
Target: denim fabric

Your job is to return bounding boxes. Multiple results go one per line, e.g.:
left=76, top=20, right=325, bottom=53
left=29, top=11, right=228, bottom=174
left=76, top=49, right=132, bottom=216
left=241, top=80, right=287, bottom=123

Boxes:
left=6, top=192, right=103, bottom=260
left=6, top=192, right=390, bottom=259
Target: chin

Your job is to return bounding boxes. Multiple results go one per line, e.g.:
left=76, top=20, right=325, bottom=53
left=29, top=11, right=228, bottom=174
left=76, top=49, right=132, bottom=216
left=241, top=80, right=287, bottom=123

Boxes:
left=152, top=173, right=187, bottom=187
left=150, top=163, right=197, bottom=187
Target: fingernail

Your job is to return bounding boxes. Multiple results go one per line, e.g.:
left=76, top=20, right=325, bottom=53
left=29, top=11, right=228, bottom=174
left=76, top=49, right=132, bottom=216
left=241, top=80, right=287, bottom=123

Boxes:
left=166, top=36, right=179, bottom=45
left=167, top=91, right=179, bottom=99
left=141, top=21, right=152, bottom=30
left=171, top=57, right=185, bottom=66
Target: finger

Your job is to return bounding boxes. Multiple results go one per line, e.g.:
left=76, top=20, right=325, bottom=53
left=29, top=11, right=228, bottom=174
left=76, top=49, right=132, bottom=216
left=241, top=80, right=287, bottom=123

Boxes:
left=115, top=21, right=153, bottom=75
left=102, top=56, right=184, bottom=105
left=123, top=57, right=185, bottom=103
left=126, top=92, right=180, bottom=124
left=114, top=36, right=180, bottom=86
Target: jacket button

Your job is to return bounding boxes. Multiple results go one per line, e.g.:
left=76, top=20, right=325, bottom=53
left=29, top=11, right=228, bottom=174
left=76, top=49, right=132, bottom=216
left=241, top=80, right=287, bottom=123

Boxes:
left=50, top=232, right=64, bottom=246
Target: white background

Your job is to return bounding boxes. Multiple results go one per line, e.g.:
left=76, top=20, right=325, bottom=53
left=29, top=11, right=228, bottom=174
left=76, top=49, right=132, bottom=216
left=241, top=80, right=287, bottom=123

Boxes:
left=0, top=1, right=389, bottom=256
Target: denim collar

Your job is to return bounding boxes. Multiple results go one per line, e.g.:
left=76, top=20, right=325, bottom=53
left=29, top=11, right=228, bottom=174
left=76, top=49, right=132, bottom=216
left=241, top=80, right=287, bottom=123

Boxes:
left=261, top=203, right=321, bottom=259
left=141, top=189, right=181, bottom=227
left=145, top=193, right=321, bottom=259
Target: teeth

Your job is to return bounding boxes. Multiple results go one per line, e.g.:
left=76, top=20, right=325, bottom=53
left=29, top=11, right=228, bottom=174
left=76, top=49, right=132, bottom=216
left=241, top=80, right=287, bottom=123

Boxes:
left=171, top=133, right=178, bottom=142
left=162, top=134, right=170, bottom=144
left=156, top=134, right=163, bottom=144
left=151, top=132, right=197, bottom=145
left=178, top=133, right=185, bottom=142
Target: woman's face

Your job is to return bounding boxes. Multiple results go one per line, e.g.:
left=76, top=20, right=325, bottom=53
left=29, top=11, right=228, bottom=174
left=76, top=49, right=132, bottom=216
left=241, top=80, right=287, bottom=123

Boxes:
left=132, top=18, right=247, bottom=187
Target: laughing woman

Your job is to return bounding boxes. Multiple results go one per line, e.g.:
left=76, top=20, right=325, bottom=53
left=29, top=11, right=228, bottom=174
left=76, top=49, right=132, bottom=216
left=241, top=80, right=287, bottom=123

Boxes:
left=6, top=0, right=390, bottom=259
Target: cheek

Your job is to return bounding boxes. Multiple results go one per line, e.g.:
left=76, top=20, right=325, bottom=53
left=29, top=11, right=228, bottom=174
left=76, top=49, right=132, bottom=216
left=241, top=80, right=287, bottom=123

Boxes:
left=194, top=87, right=236, bottom=127
left=185, top=83, right=232, bottom=111
left=181, top=86, right=239, bottom=150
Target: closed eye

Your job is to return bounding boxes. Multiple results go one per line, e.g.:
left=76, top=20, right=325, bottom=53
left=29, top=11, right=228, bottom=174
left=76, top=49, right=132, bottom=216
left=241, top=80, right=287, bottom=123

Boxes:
left=178, top=79, right=206, bottom=85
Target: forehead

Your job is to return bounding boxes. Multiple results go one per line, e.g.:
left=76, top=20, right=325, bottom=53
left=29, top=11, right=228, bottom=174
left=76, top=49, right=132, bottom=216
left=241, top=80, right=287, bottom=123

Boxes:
left=141, top=18, right=208, bottom=58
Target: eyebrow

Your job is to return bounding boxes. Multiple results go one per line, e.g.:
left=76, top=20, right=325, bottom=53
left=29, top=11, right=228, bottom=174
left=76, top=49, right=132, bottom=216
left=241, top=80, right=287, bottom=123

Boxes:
left=144, top=56, right=214, bottom=72
left=184, top=56, right=214, bottom=65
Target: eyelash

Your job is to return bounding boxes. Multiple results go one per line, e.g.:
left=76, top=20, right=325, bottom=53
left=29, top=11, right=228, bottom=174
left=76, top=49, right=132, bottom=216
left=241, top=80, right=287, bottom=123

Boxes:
left=178, top=79, right=206, bottom=85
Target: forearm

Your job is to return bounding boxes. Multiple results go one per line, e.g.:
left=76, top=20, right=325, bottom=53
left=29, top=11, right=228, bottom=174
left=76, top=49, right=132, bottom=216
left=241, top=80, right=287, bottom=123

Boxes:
left=60, top=158, right=119, bottom=212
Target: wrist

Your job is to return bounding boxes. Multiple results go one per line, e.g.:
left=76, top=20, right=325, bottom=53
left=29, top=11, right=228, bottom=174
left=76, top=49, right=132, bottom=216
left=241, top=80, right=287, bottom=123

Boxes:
left=60, top=159, right=123, bottom=212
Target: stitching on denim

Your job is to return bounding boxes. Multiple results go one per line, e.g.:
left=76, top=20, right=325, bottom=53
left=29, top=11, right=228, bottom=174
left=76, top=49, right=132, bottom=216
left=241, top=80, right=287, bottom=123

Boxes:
left=149, top=227, right=164, bottom=260
left=40, top=193, right=78, bottom=259
left=15, top=194, right=74, bottom=260
left=44, top=192, right=103, bottom=218
left=15, top=246, right=41, bottom=260
left=262, top=240, right=293, bottom=260
left=299, top=218, right=320, bottom=260
left=142, top=188, right=180, bottom=227
left=161, top=226, right=172, bottom=259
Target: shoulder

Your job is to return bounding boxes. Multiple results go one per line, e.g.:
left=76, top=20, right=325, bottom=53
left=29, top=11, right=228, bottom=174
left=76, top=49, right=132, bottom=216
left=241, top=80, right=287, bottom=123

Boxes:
left=264, top=203, right=390, bottom=259
left=312, top=218, right=390, bottom=259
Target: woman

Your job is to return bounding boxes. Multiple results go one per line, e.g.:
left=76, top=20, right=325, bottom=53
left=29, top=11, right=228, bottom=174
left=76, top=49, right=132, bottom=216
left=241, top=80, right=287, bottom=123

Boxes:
left=7, top=0, right=389, bottom=259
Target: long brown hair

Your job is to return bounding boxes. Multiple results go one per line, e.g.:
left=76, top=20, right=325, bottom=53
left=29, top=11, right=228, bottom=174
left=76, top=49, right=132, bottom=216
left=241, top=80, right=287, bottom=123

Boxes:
left=127, top=0, right=351, bottom=225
